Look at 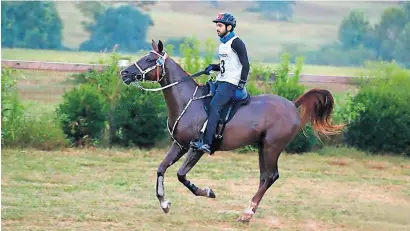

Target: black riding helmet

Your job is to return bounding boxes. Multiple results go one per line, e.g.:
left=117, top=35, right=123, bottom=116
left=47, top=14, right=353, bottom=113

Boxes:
left=213, top=12, right=236, bottom=31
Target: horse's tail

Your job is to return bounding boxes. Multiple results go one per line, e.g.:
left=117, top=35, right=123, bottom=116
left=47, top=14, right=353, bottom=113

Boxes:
left=293, top=88, right=345, bottom=137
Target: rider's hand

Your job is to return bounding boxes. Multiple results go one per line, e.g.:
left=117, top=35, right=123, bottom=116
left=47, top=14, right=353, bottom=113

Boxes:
left=204, top=65, right=213, bottom=75
left=237, top=80, right=246, bottom=90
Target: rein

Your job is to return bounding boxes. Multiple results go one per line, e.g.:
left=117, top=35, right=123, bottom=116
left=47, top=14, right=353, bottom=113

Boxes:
left=131, top=70, right=207, bottom=92
left=131, top=50, right=206, bottom=92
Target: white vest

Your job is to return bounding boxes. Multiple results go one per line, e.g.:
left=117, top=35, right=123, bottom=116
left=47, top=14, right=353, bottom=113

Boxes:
left=216, top=35, right=242, bottom=86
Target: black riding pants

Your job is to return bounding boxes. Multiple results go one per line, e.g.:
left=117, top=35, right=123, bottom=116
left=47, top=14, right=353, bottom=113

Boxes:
left=203, top=81, right=237, bottom=146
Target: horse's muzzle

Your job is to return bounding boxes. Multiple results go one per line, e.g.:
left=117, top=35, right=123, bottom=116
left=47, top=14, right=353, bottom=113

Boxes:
left=121, top=70, right=141, bottom=85
left=121, top=74, right=136, bottom=85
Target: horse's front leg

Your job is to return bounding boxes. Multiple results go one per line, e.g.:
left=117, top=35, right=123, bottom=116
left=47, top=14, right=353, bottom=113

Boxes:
left=156, top=141, right=187, bottom=213
left=177, top=148, right=216, bottom=198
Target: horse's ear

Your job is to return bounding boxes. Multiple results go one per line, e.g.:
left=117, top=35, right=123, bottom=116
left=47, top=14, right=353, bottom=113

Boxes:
left=158, top=40, right=164, bottom=53
left=151, top=39, right=158, bottom=51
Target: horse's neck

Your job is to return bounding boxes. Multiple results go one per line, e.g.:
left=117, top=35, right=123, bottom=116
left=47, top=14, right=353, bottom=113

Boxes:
left=159, top=59, right=203, bottom=121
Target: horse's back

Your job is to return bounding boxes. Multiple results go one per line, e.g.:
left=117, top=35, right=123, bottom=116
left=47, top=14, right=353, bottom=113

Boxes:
left=234, top=93, right=300, bottom=127
left=248, top=93, right=298, bottom=113
left=220, top=93, right=301, bottom=150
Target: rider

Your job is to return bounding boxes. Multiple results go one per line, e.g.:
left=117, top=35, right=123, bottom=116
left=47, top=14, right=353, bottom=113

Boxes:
left=191, top=12, right=250, bottom=154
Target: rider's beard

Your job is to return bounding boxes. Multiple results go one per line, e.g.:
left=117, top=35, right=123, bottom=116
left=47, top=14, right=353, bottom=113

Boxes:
left=218, top=29, right=228, bottom=38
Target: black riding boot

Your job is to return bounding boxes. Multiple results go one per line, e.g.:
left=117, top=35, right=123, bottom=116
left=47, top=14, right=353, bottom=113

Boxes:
left=192, top=81, right=236, bottom=154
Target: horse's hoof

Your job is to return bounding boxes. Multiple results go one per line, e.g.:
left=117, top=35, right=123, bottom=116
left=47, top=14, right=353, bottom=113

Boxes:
left=205, top=187, right=216, bottom=198
left=236, top=213, right=253, bottom=222
left=160, top=200, right=171, bottom=213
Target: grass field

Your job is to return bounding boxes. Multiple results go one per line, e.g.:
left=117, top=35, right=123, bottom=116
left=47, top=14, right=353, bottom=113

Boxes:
left=2, top=147, right=410, bottom=231
left=1, top=48, right=367, bottom=77
left=2, top=47, right=361, bottom=106
left=54, top=1, right=395, bottom=60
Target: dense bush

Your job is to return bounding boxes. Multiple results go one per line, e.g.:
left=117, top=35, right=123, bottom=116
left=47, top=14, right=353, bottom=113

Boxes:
left=56, top=84, right=108, bottom=146
left=345, top=61, right=410, bottom=155
left=79, top=5, right=153, bottom=52
left=112, top=87, right=167, bottom=147
left=59, top=52, right=170, bottom=148
left=1, top=1, right=64, bottom=50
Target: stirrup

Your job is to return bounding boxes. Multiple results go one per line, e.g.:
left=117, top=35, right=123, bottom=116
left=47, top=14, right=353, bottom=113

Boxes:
left=190, top=139, right=203, bottom=149
left=198, top=144, right=211, bottom=154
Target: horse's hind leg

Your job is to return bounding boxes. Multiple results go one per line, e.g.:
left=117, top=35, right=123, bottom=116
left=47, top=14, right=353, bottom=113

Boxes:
left=156, top=142, right=187, bottom=213
left=177, top=148, right=216, bottom=198
left=237, top=124, right=299, bottom=222
left=258, top=141, right=266, bottom=189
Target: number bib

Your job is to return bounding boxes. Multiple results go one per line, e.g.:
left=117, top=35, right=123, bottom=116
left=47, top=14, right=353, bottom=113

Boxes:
left=216, top=36, right=242, bottom=85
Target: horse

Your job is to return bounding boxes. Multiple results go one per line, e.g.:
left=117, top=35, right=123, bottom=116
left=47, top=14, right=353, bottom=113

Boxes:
left=120, top=40, right=344, bottom=222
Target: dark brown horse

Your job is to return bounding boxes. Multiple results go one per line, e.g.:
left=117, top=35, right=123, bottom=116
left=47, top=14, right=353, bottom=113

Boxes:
left=120, top=40, right=344, bottom=222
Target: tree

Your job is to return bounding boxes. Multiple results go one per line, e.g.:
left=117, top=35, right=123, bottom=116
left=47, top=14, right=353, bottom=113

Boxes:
left=375, top=6, right=408, bottom=60
left=1, top=1, right=63, bottom=49
left=393, top=23, right=410, bottom=68
left=399, top=1, right=410, bottom=21
left=246, top=1, right=296, bottom=21
left=76, top=1, right=157, bottom=33
left=338, top=11, right=372, bottom=49
left=79, top=6, right=154, bottom=52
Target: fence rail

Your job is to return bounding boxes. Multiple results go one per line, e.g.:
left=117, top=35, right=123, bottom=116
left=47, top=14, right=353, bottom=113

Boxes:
left=2, top=59, right=107, bottom=72
left=2, top=59, right=358, bottom=84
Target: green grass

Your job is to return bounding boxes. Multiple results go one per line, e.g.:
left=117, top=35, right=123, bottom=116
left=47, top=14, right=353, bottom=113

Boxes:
left=53, top=1, right=395, bottom=60
left=2, top=147, right=410, bottom=230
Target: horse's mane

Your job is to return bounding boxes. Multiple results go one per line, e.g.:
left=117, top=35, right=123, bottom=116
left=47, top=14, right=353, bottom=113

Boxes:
left=170, top=57, right=206, bottom=87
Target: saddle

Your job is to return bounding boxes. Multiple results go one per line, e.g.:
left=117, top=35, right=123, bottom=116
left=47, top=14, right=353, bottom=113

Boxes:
left=200, top=80, right=250, bottom=154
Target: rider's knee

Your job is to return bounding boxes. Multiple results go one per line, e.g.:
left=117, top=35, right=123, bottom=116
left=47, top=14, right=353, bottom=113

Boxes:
left=209, top=104, right=222, bottom=113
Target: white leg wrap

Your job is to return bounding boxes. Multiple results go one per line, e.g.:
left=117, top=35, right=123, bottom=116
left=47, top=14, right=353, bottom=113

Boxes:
left=243, top=207, right=255, bottom=215
left=157, top=176, right=164, bottom=196
left=205, top=187, right=211, bottom=197
left=243, top=200, right=257, bottom=215
left=160, top=199, right=170, bottom=209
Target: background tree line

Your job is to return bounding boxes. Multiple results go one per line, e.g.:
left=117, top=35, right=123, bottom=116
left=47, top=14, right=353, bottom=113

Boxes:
left=1, top=1, right=409, bottom=67
left=284, top=2, right=410, bottom=68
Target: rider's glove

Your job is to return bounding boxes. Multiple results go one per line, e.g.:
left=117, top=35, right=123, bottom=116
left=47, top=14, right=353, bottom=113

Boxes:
left=237, top=80, right=246, bottom=90
left=204, top=65, right=214, bottom=75
left=204, top=64, right=220, bottom=75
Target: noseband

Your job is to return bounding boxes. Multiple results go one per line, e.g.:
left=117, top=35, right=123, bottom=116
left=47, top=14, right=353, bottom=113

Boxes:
left=133, top=50, right=168, bottom=82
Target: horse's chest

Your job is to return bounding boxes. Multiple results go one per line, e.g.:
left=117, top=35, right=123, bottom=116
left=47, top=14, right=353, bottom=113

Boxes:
left=171, top=103, right=207, bottom=142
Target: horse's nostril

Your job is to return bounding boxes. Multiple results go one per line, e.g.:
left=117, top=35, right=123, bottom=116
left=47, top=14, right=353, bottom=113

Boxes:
left=121, top=71, right=129, bottom=77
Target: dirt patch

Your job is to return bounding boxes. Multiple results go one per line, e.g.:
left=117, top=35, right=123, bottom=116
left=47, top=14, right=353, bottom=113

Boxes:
left=303, top=82, right=357, bottom=93
left=400, top=164, right=410, bottom=170
left=327, top=158, right=351, bottom=167
left=366, top=161, right=388, bottom=170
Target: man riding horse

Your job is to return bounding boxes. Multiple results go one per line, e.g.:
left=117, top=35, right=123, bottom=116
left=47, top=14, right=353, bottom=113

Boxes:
left=119, top=11, right=344, bottom=222
left=191, top=12, right=250, bottom=154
